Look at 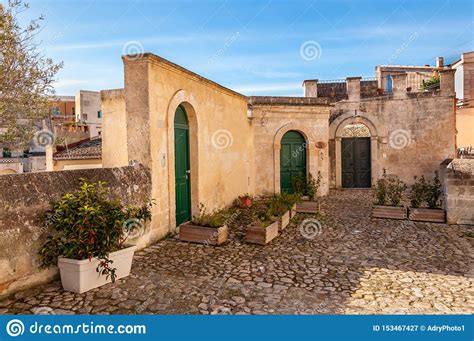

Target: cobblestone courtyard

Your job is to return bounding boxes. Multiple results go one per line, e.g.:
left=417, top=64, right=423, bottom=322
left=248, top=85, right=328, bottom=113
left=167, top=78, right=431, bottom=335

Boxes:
left=1, top=190, right=473, bottom=315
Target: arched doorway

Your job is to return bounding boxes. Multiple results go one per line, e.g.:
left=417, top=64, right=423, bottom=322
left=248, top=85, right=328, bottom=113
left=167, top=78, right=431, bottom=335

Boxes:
left=340, top=123, right=371, bottom=188
left=280, top=131, right=307, bottom=193
left=174, top=105, right=191, bottom=225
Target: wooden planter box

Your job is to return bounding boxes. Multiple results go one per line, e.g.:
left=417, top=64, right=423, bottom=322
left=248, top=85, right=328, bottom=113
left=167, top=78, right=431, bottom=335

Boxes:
left=245, top=221, right=279, bottom=245
left=296, top=201, right=318, bottom=214
left=179, top=223, right=228, bottom=246
left=278, top=211, right=290, bottom=231
left=372, top=205, right=407, bottom=220
left=290, top=203, right=297, bottom=218
left=409, top=208, right=446, bottom=223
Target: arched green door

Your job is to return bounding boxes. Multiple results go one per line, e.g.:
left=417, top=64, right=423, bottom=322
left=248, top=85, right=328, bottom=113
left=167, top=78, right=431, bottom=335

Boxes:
left=174, top=105, right=191, bottom=226
left=280, top=131, right=307, bottom=193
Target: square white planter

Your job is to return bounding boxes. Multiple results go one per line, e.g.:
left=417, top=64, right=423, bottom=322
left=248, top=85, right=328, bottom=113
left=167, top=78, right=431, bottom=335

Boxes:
left=58, top=245, right=136, bottom=293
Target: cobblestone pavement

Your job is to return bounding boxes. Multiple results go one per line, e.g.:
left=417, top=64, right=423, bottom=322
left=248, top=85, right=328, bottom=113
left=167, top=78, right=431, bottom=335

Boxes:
left=1, top=190, right=473, bottom=315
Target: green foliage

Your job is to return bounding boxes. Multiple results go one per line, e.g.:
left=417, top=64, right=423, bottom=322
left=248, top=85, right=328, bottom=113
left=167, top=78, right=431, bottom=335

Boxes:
left=409, top=172, right=442, bottom=208
left=192, top=203, right=226, bottom=228
left=250, top=202, right=274, bottom=228
left=425, top=172, right=442, bottom=209
left=421, top=75, right=440, bottom=90
left=409, top=175, right=427, bottom=208
left=279, top=192, right=301, bottom=209
left=268, top=195, right=288, bottom=217
left=39, top=179, right=153, bottom=282
left=374, top=169, right=388, bottom=205
left=291, top=175, right=306, bottom=195
left=386, top=174, right=407, bottom=207
left=291, top=172, right=322, bottom=200
left=374, top=169, right=407, bottom=207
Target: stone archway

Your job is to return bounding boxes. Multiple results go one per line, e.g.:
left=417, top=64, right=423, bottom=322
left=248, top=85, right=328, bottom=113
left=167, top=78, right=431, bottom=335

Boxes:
left=330, top=113, right=381, bottom=188
left=166, top=90, right=200, bottom=231
left=273, top=123, right=316, bottom=193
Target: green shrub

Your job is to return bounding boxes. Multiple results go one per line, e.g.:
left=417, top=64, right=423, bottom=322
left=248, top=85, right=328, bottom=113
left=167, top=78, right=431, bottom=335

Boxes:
left=426, top=172, right=442, bottom=209
left=192, top=204, right=226, bottom=228
left=409, top=175, right=427, bottom=208
left=386, top=174, right=407, bottom=207
left=291, top=172, right=321, bottom=200
left=39, top=179, right=153, bottom=282
left=291, top=175, right=306, bottom=195
left=374, top=169, right=388, bottom=205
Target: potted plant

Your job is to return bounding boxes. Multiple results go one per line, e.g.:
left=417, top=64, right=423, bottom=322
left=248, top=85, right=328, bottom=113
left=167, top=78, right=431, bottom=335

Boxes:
left=376, top=88, right=384, bottom=95
left=268, top=195, right=291, bottom=231
left=238, top=194, right=253, bottom=208
left=279, top=192, right=300, bottom=218
left=293, top=172, right=321, bottom=214
left=408, top=172, right=445, bottom=223
left=245, top=202, right=279, bottom=245
left=372, top=169, right=407, bottom=219
left=39, top=179, right=153, bottom=293
left=179, top=204, right=228, bottom=245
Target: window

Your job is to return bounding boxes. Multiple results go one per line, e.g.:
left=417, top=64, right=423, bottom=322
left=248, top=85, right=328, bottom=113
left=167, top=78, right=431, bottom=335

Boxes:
left=97, top=110, right=102, bottom=119
left=82, top=114, right=88, bottom=121
left=51, top=106, right=60, bottom=116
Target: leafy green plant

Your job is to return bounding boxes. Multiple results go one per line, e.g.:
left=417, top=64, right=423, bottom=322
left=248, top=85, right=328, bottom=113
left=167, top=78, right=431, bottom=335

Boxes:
left=374, top=169, right=388, bottom=205
left=306, top=172, right=322, bottom=201
left=279, top=192, right=301, bottom=209
left=268, top=195, right=288, bottom=217
left=421, top=75, right=440, bottom=90
left=39, top=179, right=153, bottom=282
left=291, top=175, right=306, bottom=195
left=386, top=174, right=407, bottom=207
left=192, top=203, right=226, bottom=228
left=425, top=172, right=442, bottom=209
left=409, top=175, right=427, bottom=208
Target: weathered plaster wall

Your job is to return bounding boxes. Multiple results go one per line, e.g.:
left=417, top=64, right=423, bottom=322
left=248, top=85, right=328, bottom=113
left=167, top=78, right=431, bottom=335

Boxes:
left=329, top=73, right=456, bottom=188
left=122, top=54, right=253, bottom=239
left=53, top=159, right=102, bottom=171
left=249, top=98, right=331, bottom=196
left=442, top=159, right=474, bottom=225
left=0, top=166, right=151, bottom=298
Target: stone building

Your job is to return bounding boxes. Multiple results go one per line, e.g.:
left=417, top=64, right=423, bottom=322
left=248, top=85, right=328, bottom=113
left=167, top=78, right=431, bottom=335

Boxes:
left=100, top=52, right=456, bottom=241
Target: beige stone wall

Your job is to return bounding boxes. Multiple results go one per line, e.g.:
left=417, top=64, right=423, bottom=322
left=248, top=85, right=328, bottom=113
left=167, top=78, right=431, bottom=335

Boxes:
left=53, top=159, right=102, bottom=171
left=330, top=83, right=456, bottom=187
left=122, top=54, right=253, bottom=240
left=250, top=101, right=330, bottom=196
left=442, top=159, right=474, bottom=225
left=101, top=89, right=128, bottom=168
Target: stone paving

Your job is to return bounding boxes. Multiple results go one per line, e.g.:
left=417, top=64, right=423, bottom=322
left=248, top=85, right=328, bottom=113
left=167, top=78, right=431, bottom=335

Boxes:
left=1, top=190, right=473, bottom=315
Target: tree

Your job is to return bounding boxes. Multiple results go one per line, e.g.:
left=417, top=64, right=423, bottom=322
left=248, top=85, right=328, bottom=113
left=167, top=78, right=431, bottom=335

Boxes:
left=0, top=0, right=62, bottom=152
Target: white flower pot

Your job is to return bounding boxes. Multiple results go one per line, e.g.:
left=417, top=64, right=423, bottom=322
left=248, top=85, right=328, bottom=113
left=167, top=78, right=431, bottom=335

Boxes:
left=57, top=245, right=136, bottom=293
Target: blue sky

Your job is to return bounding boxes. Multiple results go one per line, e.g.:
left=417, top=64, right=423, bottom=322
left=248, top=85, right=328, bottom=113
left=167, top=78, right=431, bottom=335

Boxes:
left=14, top=0, right=474, bottom=96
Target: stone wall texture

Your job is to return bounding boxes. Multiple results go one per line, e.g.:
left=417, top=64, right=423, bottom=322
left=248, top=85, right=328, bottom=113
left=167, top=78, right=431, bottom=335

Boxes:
left=442, top=159, right=474, bottom=225
left=0, top=166, right=151, bottom=298
left=329, top=90, right=456, bottom=188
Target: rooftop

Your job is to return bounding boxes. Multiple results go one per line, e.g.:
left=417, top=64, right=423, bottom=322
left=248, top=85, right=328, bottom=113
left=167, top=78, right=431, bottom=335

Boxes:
left=54, top=137, right=102, bottom=160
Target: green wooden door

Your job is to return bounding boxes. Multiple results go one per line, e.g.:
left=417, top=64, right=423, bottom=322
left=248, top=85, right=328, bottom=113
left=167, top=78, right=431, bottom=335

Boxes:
left=174, top=106, right=191, bottom=226
left=342, top=137, right=371, bottom=188
left=280, top=131, right=306, bottom=193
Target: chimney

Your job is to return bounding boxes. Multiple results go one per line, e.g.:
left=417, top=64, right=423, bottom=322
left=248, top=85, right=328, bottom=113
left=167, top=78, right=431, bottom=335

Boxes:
left=346, top=77, right=361, bottom=102
left=436, top=57, right=444, bottom=68
left=303, top=79, right=318, bottom=97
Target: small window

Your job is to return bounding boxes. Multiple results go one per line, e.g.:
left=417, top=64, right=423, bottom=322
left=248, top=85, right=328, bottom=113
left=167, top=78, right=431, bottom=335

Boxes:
left=51, top=106, right=60, bottom=116
left=97, top=110, right=102, bottom=119
left=82, top=114, right=88, bottom=121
